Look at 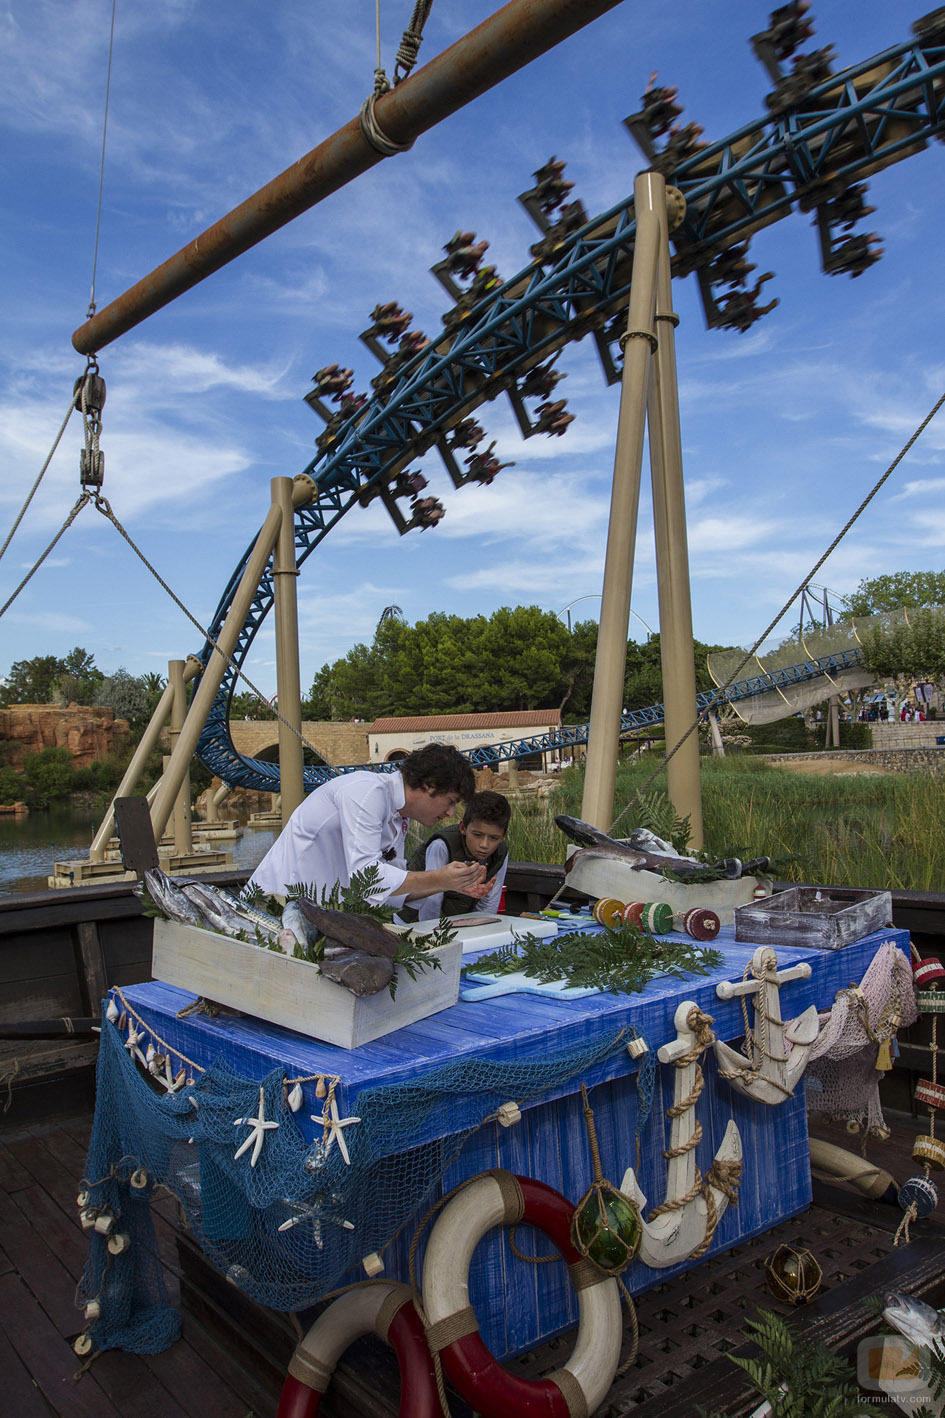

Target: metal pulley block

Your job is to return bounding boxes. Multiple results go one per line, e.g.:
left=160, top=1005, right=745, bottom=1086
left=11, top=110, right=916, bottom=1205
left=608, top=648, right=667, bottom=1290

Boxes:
left=73, top=370, right=107, bottom=414
left=80, top=448, right=105, bottom=487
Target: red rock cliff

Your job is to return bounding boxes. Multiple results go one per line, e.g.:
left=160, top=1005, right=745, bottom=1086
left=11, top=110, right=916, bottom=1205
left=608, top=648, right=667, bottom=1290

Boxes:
left=0, top=703, right=130, bottom=770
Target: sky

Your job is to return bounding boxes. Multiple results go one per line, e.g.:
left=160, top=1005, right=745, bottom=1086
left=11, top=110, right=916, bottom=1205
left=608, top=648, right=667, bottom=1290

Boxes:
left=1, top=0, right=943, bottom=702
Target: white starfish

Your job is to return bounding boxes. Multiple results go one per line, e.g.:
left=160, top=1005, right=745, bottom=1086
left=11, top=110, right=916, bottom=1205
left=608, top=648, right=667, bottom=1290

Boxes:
left=124, top=1022, right=148, bottom=1068
left=234, top=1086, right=279, bottom=1167
left=155, top=1056, right=186, bottom=1093
left=313, top=1096, right=361, bottom=1167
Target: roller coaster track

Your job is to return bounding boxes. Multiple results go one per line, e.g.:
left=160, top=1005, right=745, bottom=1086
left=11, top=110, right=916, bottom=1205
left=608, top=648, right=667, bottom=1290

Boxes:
left=271, top=645, right=872, bottom=787
left=195, top=15, right=945, bottom=792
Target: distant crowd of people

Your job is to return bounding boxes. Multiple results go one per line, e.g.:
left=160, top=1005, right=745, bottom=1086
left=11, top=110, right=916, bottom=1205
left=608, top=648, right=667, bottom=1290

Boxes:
left=813, top=700, right=931, bottom=725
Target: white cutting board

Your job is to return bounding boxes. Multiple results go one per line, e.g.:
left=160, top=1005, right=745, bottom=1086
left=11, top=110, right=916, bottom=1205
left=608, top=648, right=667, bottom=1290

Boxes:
left=402, top=912, right=559, bottom=954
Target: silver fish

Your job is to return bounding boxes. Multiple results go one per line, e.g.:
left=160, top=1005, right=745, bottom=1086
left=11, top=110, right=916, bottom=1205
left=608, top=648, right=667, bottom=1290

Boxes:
left=188, top=882, right=282, bottom=942
left=555, top=814, right=752, bottom=881
left=282, top=899, right=323, bottom=953
left=179, top=881, right=264, bottom=939
left=219, top=887, right=283, bottom=938
left=884, top=1292, right=945, bottom=1355
left=141, top=869, right=205, bottom=928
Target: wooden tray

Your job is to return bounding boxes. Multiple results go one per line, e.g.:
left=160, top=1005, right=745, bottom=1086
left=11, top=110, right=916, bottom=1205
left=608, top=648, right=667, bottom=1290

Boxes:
left=152, top=918, right=462, bottom=1048
left=734, top=886, right=893, bottom=950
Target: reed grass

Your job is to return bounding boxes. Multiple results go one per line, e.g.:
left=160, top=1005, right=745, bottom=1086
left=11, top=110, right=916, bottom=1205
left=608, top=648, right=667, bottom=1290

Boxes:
left=502, top=759, right=943, bottom=892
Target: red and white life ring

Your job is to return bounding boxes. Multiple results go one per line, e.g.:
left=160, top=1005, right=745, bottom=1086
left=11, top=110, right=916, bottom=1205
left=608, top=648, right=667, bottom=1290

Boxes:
left=422, top=1169, right=623, bottom=1418
left=276, top=1280, right=439, bottom=1418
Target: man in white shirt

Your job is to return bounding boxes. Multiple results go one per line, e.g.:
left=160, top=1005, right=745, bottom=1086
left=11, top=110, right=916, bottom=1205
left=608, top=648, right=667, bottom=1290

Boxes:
left=247, top=743, right=487, bottom=909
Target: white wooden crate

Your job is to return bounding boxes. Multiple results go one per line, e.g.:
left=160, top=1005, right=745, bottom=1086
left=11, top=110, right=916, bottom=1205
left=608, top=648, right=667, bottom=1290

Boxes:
left=151, top=918, right=462, bottom=1049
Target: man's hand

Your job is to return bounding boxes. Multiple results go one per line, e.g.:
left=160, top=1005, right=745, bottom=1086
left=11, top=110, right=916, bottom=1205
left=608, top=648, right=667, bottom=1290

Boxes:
left=400, top=859, right=487, bottom=903
left=440, top=860, right=486, bottom=894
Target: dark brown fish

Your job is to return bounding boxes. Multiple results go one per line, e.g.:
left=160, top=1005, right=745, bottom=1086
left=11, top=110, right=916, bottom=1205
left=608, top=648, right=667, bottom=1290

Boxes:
left=318, top=950, right=394, bottom=996
left=297, top=900, right=402, bottom=959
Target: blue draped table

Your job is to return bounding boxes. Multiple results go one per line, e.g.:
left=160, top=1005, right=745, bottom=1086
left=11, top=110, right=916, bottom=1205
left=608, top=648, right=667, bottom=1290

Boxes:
left=112, top=924, right=907, bottom=1358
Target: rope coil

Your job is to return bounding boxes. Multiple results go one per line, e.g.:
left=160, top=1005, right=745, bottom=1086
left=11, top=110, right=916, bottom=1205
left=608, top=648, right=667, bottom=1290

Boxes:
left=359, top=0, right=433, bottom=154
left=359, top=93, right=413, bottom=156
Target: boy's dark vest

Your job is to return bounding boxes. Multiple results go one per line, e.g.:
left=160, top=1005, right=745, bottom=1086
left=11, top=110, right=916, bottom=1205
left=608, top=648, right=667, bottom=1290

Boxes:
left=399, top=824, right=508, bottom=923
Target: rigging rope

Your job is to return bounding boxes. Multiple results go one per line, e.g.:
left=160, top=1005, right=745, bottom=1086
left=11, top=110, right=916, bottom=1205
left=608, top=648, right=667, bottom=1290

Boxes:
left=0, top=0, right=115, bottom=583
left=0, top=393, right=76, bottom=568
left=393, top=0, right=434, bottom=84
left=88, top=495, right=325, bottom=761
left=87, top=0, right=118, bottom=319
left=360, top=0, right=433, bottom=154
left=606, top=382, right=945, bottom=838
left=0, top=493, right=93, bottom=621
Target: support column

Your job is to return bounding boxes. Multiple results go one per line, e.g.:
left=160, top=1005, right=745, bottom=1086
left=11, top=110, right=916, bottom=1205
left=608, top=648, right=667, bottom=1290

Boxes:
left=150, top=499, right=284, bottom=841
left=828, top=697, right=841, bottom=749
left=205, top=782, right=230, bottom=823
left=167, top=659, right=193, bottom=854
left=88, top=657, right=201, bottom=860
left=646, top=183, right=704, bottom=848
left=581, top=170, right=663, bottom=831
left=272, top=476, right=304, bottom=827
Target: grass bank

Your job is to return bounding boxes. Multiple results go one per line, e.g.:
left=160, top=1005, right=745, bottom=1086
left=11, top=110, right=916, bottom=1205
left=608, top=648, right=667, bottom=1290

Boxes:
left=497, top=757, right=943, bottom=893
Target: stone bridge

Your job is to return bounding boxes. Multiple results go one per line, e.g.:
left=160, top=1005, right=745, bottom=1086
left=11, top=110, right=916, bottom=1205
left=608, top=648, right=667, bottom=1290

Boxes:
left=228, top=720, right=369, bottom=768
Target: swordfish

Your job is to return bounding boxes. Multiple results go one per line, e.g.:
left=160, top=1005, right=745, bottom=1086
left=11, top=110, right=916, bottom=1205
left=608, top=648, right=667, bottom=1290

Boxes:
left=554, top=814, right=771, bottom=881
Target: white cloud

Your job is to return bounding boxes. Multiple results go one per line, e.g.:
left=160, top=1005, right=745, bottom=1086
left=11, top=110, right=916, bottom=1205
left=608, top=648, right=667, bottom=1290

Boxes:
left=113, top=342, right=296, bottom=400
left=891, top=477, right=945, bottom=501
left=2, top=606, right=93, bottom=633
left=1, top=0, right=942, bottom=681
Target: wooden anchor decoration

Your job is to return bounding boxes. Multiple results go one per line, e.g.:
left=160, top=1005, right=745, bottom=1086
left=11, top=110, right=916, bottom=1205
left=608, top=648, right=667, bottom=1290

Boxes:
left=620, top=1000, right=742, bottom=1269
left=714, top=946, right=820, bottom=1106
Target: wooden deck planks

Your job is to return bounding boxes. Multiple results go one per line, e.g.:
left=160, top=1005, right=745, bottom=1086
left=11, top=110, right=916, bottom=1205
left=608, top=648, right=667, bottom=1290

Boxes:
left=0, top=1112, right=278, bottom=1418
left=0, top=1318, right=57, bottom=1418
left=0, top=1268, right=126, bottom=1418
left=0, top=1132, right=33, bottom=1194
left=0, top=1185, right=86, bottom=1338
left=1, top=1101, right=941, bottom=1418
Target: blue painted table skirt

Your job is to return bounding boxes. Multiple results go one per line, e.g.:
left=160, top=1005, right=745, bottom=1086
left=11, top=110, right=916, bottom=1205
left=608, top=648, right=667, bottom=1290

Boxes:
left=113, top=925, right=907, bottom=1359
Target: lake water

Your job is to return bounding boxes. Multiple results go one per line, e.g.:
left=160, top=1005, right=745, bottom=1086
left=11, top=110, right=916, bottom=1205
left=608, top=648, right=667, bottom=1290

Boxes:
left=0, top=806, right=277, bottom=898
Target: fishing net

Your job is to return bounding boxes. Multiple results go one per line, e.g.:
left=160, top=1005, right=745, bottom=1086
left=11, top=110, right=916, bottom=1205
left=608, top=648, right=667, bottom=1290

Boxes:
left=705, top=613, right=901, bottom=724
left=77, top=1002, right=644, bottom=1355
left=805, top=940, right=917, bottom=1133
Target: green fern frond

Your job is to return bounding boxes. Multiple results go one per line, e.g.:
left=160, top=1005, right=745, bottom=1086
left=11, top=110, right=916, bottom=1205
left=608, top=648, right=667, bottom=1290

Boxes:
left=724, top=1310, right=886, bottom=1417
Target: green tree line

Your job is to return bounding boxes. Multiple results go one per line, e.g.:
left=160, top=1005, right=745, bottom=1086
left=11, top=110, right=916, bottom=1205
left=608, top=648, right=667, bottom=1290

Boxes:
left=304, top=606, right=728, bottom=722
left=1, top=646, right=167, bottom=732
left=3, top=571, right=940, bottom=808
left=0, top=648, right=170, bottom=809
left=842, top=571, right=945, bottom=684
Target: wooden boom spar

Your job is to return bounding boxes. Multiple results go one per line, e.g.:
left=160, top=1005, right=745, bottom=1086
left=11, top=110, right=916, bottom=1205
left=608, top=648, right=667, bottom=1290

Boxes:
left=72, top=0, right=625, bottom=355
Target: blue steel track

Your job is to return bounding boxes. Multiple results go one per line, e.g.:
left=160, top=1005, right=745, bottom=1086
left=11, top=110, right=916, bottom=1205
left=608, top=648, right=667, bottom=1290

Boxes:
left=194, top=21, right=945, bottom=792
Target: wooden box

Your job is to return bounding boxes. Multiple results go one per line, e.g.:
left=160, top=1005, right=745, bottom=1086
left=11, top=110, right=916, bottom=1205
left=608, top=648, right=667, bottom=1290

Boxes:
left=563, top=849, right=766, bottom=925
left=151, top=918, right=462, bottom=1049
left=734, top=886, right=892, bottom=950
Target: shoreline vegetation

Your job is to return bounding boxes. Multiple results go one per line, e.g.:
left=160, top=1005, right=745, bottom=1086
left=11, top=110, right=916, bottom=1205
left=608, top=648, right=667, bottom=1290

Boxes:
left=461, top=756, right=943, bottom=895
left=2, top=744, right=940, bottom=897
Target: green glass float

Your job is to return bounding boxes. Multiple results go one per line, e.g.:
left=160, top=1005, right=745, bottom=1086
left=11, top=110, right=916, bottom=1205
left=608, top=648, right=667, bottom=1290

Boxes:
left=571, top=1082, right=641, bottom=1275
left=573, top=1178, right=641, bottom=1273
